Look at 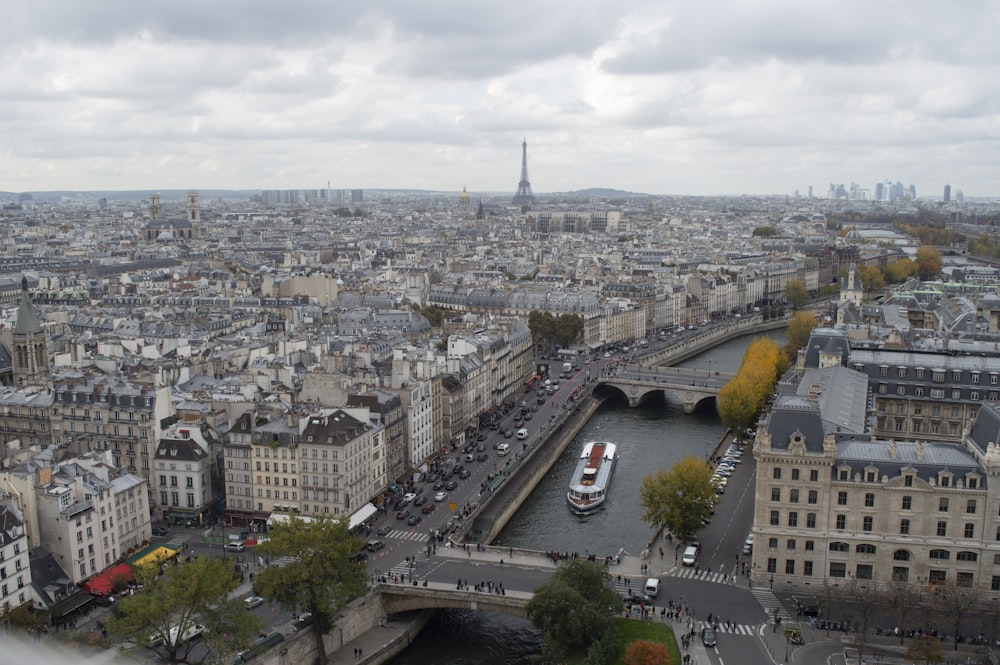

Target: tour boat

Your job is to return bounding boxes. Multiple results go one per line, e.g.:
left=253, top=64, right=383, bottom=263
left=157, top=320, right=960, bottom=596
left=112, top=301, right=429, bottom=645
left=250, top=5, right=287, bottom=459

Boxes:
left=566, top=441, right=617, bottom=512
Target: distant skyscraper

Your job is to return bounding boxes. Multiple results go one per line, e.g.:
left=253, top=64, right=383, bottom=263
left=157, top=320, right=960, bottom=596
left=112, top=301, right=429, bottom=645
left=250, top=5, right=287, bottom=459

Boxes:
left=511, top=139, right=536, bottom=207
left=943, top=184, right=951, bottom=203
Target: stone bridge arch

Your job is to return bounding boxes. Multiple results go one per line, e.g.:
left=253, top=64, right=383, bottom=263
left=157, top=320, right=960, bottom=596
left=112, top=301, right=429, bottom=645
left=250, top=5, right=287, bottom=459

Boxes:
left=378, top=583, right=529, bottom=619
left=595, top=380, right=718, bottom=414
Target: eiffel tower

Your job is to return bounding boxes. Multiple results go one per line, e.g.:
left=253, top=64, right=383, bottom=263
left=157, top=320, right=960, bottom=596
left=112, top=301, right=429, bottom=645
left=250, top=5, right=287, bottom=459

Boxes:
left=511, top=138, right=536, bottom=207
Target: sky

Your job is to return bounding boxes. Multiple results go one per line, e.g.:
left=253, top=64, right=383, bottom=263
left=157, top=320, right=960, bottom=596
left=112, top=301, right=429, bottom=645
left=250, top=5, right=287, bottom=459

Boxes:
left=1, top=1, right=998, bottom=197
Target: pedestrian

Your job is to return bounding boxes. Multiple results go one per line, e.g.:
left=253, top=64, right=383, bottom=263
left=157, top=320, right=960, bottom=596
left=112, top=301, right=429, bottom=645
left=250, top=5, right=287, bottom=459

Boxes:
left=659, top=546, right=664, bottom=559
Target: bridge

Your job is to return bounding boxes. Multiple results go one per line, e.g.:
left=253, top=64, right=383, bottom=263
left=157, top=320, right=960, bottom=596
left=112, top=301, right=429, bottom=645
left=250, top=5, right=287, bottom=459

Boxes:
left=377, top=581, right=530, bottom=618
left=597, top=365, right=734, bottom=412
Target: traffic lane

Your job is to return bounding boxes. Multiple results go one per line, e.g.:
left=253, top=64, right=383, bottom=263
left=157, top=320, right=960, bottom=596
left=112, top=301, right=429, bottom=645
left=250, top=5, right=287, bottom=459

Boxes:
left=425, top=558, right=553, bottom=593
left=700, top=452, right=756, bottom=574
left=660, top=576, right=763, bottom=626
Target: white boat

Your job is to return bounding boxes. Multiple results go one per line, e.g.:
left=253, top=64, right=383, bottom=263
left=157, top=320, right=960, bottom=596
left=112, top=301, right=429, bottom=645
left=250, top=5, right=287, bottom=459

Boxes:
left=566, top=441, right=617, bottom=512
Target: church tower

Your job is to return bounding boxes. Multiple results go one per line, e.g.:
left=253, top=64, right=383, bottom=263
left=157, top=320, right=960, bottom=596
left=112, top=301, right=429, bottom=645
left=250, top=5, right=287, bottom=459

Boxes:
left=12, top=276, right=49, bottom=386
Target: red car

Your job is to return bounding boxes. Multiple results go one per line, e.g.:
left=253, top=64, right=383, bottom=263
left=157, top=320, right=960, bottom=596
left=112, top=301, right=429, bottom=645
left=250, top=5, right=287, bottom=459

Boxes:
left=421, top=503, right=437, bottom=515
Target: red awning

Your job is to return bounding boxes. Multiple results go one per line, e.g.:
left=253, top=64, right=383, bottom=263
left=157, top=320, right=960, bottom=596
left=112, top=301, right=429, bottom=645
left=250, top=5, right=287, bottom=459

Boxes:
left=82, top=562, right=133, bottom=596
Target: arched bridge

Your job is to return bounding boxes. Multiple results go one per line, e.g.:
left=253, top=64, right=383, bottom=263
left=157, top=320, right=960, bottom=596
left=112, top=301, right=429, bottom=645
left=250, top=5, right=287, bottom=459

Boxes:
left=597, top=365, right=733, bottom=412
left=377, top=582, right=530, bottom=619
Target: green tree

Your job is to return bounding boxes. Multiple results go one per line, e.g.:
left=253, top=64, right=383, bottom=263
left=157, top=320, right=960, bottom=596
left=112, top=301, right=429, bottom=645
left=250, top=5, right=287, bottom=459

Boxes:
left=525, top=559, right=621, bottom=663
left=784, top=279, right=808, bottom=309
left=106, top=557, right=261, bottom=664
left=752, top=226, right=777, bottom=237
left=915, top=246, right=943, bottom=281
left=254, top=515, right=369, bottom=664
left=639, top=456, right=716, bottom=541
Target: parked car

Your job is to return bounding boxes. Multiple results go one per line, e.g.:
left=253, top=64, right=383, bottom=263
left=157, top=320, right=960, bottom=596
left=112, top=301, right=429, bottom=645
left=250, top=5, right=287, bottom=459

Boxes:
left=349, top=551, right=369, bottom=563
left=226, top=542, right=246, bottom=552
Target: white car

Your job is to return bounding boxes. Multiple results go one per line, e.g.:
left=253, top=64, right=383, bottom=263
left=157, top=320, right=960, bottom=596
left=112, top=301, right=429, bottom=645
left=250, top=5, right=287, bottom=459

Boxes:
left=434, top=491, right=447, bottom=502
left=402, top=492, right=417, bottom=504
left=244, top=595, right=265, bottom=610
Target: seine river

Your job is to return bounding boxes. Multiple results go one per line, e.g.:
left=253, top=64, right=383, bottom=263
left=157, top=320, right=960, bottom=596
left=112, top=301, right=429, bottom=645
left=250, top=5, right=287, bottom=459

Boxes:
left=389, top=329, right=787, bottom=665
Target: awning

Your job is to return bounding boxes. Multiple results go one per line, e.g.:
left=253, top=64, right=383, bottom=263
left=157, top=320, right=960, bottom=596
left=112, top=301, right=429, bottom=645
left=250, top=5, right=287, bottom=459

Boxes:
left=348, top=503, right=378, bottom=531
left=127, top=544, right=180, bottom=568
left=49, top=589, right=97, bottom=618
left=82, top=562, right=133, bottom=596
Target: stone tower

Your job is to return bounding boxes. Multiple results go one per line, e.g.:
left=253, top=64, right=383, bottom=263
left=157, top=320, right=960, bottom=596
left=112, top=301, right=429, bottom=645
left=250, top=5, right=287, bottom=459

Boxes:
left=11, top=276, right=49, bottom=386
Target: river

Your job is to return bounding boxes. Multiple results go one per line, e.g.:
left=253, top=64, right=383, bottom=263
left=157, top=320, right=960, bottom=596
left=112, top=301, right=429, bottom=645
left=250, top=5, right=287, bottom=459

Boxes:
left=388, top=328, right=787, bottom=665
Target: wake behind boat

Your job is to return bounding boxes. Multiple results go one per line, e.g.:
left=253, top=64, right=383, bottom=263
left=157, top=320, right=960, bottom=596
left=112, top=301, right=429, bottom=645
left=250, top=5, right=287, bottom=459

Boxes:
left=566, top=441, right=617, bottom=512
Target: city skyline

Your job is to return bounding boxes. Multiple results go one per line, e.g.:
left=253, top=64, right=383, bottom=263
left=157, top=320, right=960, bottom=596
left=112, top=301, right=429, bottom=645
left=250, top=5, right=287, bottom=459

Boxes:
left=1, top=1, right=998, bottom=197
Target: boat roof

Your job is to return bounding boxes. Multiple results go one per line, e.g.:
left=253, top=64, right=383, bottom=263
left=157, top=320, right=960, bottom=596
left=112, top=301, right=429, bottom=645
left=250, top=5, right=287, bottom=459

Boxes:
left=580, top=440, right=617, bottom=460
left=569, top=441, right=617, bottom=493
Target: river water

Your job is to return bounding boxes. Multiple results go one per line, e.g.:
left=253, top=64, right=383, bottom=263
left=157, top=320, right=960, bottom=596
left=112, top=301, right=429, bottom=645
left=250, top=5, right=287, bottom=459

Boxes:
left=389, top=329, right=787, bottom=665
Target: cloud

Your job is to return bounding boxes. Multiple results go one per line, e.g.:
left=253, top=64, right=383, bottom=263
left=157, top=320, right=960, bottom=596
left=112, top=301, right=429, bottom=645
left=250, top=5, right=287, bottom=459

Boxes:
left=1, top=0, right=999, bottom=194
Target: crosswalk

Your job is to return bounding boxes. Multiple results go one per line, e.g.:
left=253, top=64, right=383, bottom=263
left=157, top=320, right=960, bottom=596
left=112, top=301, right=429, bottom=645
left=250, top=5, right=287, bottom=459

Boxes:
left=750, top=587, right=790, bottom=621
left=670, top=568, right=732, bottom=585
left=380, top=529, right=431, bottom=542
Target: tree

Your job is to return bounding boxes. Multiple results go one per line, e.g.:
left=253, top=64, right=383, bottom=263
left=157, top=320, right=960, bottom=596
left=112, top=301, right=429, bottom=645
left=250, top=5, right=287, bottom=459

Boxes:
left=931, top=581, right=983, bottom=651
left=718, top=337, right=783, bottom=435
left=639, top=456, right=716, bottom=541
left=254, top=515, right=369, bottom=665
left=785, top=311, right=818, bottom=351
left=857, top=264, right=885, bottom=293
left=915, top=246, right=943, bottom=281
left=717, top=376, right=764, bottom=435
left=526, top=559, right=621, bottom=663
left=106, top=557, right=261, bottom=664
left=784, top=279, right=808, bottom=310
left=905, top=635, right=943, bottom=664
left=623, top=639, right=672, bottom=665
left=879, top=580, right=921, bottom=646
left=752, top=226, right=777, bottom=237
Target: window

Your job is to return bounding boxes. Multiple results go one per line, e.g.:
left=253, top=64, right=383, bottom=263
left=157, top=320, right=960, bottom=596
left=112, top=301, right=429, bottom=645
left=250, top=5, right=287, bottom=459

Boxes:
left=771, top=488, right=781, bottom=502
left=902, top=496, right=912, bottom=510
left=938, top=521, right=948, bottom=537
left=829, top=542, right=849, bottom=553
left=856, top=544, right=877, bottom=555
left=791, top=468, right=800, bottom=481
left=865, top=493, right=875, bottom=507
left=808, top=490, right=818, bottom=505
left=904, top=475, right=913, bottom=487
left=768, top=537, right=779, bottom=549
left=785, top=560, right=796, bottom=575
left=805, top=540, right=814, bottom=551
left=789, top=489, right=799, bottom=503
left=893, top=550, right=911, bottom=561
left=835, top=514, right=846, bottom=529
left=829, top=562, right=847, bottom=578
left=855, top=564, right=873, bottom=579
left=770, top=511, right=780, bottom=526
left=939, top=498, right=949, bottom=512
left=804, top=561, right=813, bottom=576
left=929, top=549, right=950, bottom=560
left=967, top=500, right=977, bottom=514
left=773, top=467, right=781, bottom=480
left=863, top=516, right=873, bottom=532
left=899, top=519, right=910, bottom=535
left=929, top=570, right=947, bottom=585
left=957, top=551, right=978, bottom=562
left=806, top=513, right=816, bottom=528
left=787, top=539, right=796, bottom=551
left=839, top=470, right=849, bottom=481
left=965, top=524, right=975, bottom=539
left=788, top=512, right=798, bottom=527
left=837, top=491, right=848, bottom=506
left=957, top=572, right=974, bottom=588
left=892, top=567, right=909, bottom=582
left=866, top=471, right=876, bottom=482
left=809, top=470, right=818, bottom=482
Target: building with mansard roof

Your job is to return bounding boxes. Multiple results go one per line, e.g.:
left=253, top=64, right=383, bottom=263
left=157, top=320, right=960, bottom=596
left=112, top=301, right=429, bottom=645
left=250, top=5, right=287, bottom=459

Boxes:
left=751, top=362, right=1000, bottom=599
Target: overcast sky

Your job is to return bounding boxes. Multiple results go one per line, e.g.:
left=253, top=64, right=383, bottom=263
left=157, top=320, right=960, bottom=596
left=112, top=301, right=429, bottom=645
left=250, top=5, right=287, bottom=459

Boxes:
left=2, top=1, right=997, bottom=197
